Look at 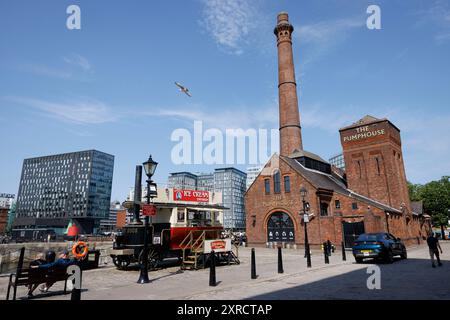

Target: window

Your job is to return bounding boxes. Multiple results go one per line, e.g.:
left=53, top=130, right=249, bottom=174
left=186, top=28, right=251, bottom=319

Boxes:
left=177, top=209, right=185, bottom=222
left=375, top=157, right=381, bottom=175
left=357, top=160, right=362, bottom=178
left=274, top=171, right=281, bottom=194
left=335, top=200, right=341, bottom=209
left=320, top=202, right=329, bottom=216
left=352, top=202, right=358, bottom=210
left=264, top=179, right=270, bottom=194
left=284, top=176, right=291, bottom=193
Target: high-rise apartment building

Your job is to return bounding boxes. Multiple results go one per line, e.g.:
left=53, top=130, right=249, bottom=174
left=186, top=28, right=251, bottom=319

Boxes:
left=14, top=150, right=114, bottom=235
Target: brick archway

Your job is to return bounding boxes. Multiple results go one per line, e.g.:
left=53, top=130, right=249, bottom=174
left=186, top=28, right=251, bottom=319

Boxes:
left=263, top=209, right=299, bottom=243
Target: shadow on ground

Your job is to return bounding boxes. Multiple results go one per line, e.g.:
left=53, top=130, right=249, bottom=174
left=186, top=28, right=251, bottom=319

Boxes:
left=247, top=258, right=450, bottom=300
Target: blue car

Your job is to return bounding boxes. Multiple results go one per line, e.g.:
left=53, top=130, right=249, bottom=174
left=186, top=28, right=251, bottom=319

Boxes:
left=352, top=232, right=407, bottom=263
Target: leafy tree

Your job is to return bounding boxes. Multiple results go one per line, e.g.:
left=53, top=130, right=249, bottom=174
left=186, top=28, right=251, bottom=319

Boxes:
left=420, top=176, right=450, bottom=238
left=408, top=181, right=423, bottom=201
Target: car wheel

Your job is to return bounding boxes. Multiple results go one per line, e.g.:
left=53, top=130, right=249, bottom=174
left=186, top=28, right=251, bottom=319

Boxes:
left=401, top=250, right=407, bottom=260
left=385, top=249, right=394, bottom=264
left=355, top=257, right=363, bottom=263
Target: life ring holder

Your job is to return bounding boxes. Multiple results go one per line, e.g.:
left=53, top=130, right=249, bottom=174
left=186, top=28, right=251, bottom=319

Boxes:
left=72, top=241, right=89, bottom=259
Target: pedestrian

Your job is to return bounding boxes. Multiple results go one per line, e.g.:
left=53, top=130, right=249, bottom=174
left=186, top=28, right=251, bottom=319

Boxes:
left=427, top=232, right=443, bottom=268
left=326, top=240, right=332, bottom=256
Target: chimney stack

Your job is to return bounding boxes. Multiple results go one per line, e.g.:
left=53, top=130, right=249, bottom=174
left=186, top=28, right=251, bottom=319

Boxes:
left=274, top=12, right=303, bottom=156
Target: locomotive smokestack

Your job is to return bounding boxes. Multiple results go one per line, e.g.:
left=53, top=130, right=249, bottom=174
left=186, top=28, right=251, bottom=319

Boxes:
left=133, top=165, right=143, bottom=224
left=274, top=12, right=303, bottom=156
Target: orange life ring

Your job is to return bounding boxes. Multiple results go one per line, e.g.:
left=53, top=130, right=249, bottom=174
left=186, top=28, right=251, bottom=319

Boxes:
left=72, top=241, right=89, bottom=259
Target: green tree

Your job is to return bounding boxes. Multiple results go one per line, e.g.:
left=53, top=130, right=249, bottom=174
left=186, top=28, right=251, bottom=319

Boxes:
left=421, top=176, right=450, bottom=238
left=408, top=181, right=423, bottom=201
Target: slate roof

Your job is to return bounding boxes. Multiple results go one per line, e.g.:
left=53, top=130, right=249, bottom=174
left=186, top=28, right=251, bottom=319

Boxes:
left=410, top=201, right=424, bottom=216
left=339, top=114, right=400, bottom=132
left=289, top=149, right=329, bottom=164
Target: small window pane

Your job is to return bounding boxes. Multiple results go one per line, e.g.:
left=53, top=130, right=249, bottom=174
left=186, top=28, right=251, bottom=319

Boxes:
left=264, top=179, right=270, bottom=194
left=284, top=176, right=291, bottom=193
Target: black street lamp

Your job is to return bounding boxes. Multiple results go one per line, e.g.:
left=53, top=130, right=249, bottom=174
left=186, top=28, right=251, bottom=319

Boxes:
left=300, top=186, right=312, bottom=268
left=137, top=155, right=158, bottom=284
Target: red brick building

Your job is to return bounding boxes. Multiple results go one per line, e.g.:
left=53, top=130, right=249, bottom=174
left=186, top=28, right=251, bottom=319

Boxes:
left=245, top=13, right=430, bottom=248
left=0, top=208, right=8, bottom=234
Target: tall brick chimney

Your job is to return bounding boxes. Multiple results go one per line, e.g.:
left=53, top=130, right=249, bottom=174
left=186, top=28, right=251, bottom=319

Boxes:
left=274, top=12, right=303, bottom=156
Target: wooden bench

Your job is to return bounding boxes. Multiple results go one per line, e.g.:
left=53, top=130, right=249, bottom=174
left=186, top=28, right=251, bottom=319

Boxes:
left=6, top=248, right=70, bottom=300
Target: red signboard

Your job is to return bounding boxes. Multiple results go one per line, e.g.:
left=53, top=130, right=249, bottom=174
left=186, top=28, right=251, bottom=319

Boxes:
left=142, top=204, right=157, bottom=216
left=211, top=240, right=226, bottom=250
left=173, top=189, right=209, bottom=203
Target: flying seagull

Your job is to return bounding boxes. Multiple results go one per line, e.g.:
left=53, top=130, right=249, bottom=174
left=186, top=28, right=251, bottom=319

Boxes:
left=175, top=82, right=192, bottom=97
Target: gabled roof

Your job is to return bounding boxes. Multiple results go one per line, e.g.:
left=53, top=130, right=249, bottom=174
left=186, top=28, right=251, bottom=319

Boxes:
left=339, top=114, right=400, bottom=132
left=280, top=155, right=402, bottom=214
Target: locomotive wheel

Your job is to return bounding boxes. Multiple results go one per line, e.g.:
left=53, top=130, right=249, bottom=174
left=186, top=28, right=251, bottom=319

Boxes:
left=148, top=249, right=160, bottom=270
left=112, top=255, right=131, bottom=270
left=139, top=249, right=161, bottom=270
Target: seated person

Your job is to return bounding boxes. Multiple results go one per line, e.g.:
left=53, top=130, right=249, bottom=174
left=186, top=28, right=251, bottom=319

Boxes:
left=31, top=250, right=79, bottom=293
left=27, top=253, right=47, bottom=297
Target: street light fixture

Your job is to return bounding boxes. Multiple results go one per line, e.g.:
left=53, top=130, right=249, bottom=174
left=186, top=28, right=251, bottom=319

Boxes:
left=300, top=186, right=312, bottom=268
left=137, top=155, right=158, bottom=284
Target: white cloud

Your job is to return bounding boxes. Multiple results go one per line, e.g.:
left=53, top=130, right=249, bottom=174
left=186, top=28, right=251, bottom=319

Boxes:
left=5, top=96, right=117, bottom=125
left=63, top=53, right=92, bottom=71
left=200, top=0, right=260, bottom=55
left=297, top=17, right=364, bottom=54
left=17, top=64, right=72, bottom=79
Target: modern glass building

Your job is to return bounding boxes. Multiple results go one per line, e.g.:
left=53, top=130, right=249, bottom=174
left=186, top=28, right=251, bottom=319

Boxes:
left=329, top=153, right=346, bottom=170
left=246, top=165, right=264, bottom=190
left=167, top=172, right=197, bottom=190
left=213, top=168, right=247, bottom=231
left=13, top=150, right=114, bottom=235
left=196, top=173, right=214, bottom=192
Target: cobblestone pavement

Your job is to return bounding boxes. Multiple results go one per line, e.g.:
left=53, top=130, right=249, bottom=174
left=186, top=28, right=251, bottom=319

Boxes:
left=1, top=243, right=449, bottom=300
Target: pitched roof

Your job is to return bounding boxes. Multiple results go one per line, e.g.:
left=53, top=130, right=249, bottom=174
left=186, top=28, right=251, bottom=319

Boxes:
left=410, top=201, right=424, bottom=215
left=289, top=149, right=329, bottom=163
left=281, top=155, right=402, bottom=214
left=339, top=114, right=400, bottom=132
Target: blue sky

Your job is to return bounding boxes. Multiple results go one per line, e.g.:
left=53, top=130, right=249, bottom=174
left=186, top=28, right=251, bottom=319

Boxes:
left=1, top=0, right=449, bottom=201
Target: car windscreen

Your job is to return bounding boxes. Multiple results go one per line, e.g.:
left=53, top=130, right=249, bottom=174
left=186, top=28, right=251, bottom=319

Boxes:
left=356, top=234, right=381, bottom=241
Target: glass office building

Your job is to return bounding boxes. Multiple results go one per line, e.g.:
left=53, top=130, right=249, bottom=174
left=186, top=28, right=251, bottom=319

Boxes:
left=13, top=150, right=114, bottom=235
left=329, top=153, right=346, bottom=170
left=213, top=168, right=247, bottom=231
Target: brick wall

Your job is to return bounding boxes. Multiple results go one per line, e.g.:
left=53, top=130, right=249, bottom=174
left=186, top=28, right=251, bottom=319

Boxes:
left=245, top=154, right=428, bottom=247
left=0, top=208, right=8, bottom=234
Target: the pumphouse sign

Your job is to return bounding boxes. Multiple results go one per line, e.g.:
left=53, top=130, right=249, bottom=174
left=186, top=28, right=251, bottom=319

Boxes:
left=342, top=125, right=386, bottom=142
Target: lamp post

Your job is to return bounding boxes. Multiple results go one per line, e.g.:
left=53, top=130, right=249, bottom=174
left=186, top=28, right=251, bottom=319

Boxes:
left=137, top=155, right=158, bottom=284
left=300, top=187, right=311, bottom=268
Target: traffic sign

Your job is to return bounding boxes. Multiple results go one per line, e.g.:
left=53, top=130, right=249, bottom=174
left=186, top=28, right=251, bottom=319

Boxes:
left=142, top=204, right=157, bottom=216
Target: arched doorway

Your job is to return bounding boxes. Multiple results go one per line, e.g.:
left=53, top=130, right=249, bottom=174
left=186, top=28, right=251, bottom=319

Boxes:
left=267, top=212, right=295, bottom=242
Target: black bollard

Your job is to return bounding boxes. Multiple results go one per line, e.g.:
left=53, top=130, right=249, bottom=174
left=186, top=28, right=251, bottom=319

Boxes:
left=341, top=241, right=347, bottom=261
left=251, top=248, right=257, bottom=279
left=278, top=246, right=284, bottom=274
left=71, top=288, right=81, bottom=301
left=323, top=242, right=330, bottom=264
left=209, top=250, right=216, bottom=287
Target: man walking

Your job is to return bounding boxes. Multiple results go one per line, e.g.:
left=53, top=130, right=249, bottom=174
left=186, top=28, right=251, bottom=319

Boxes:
left=427, top=233, right=443, bottom=268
